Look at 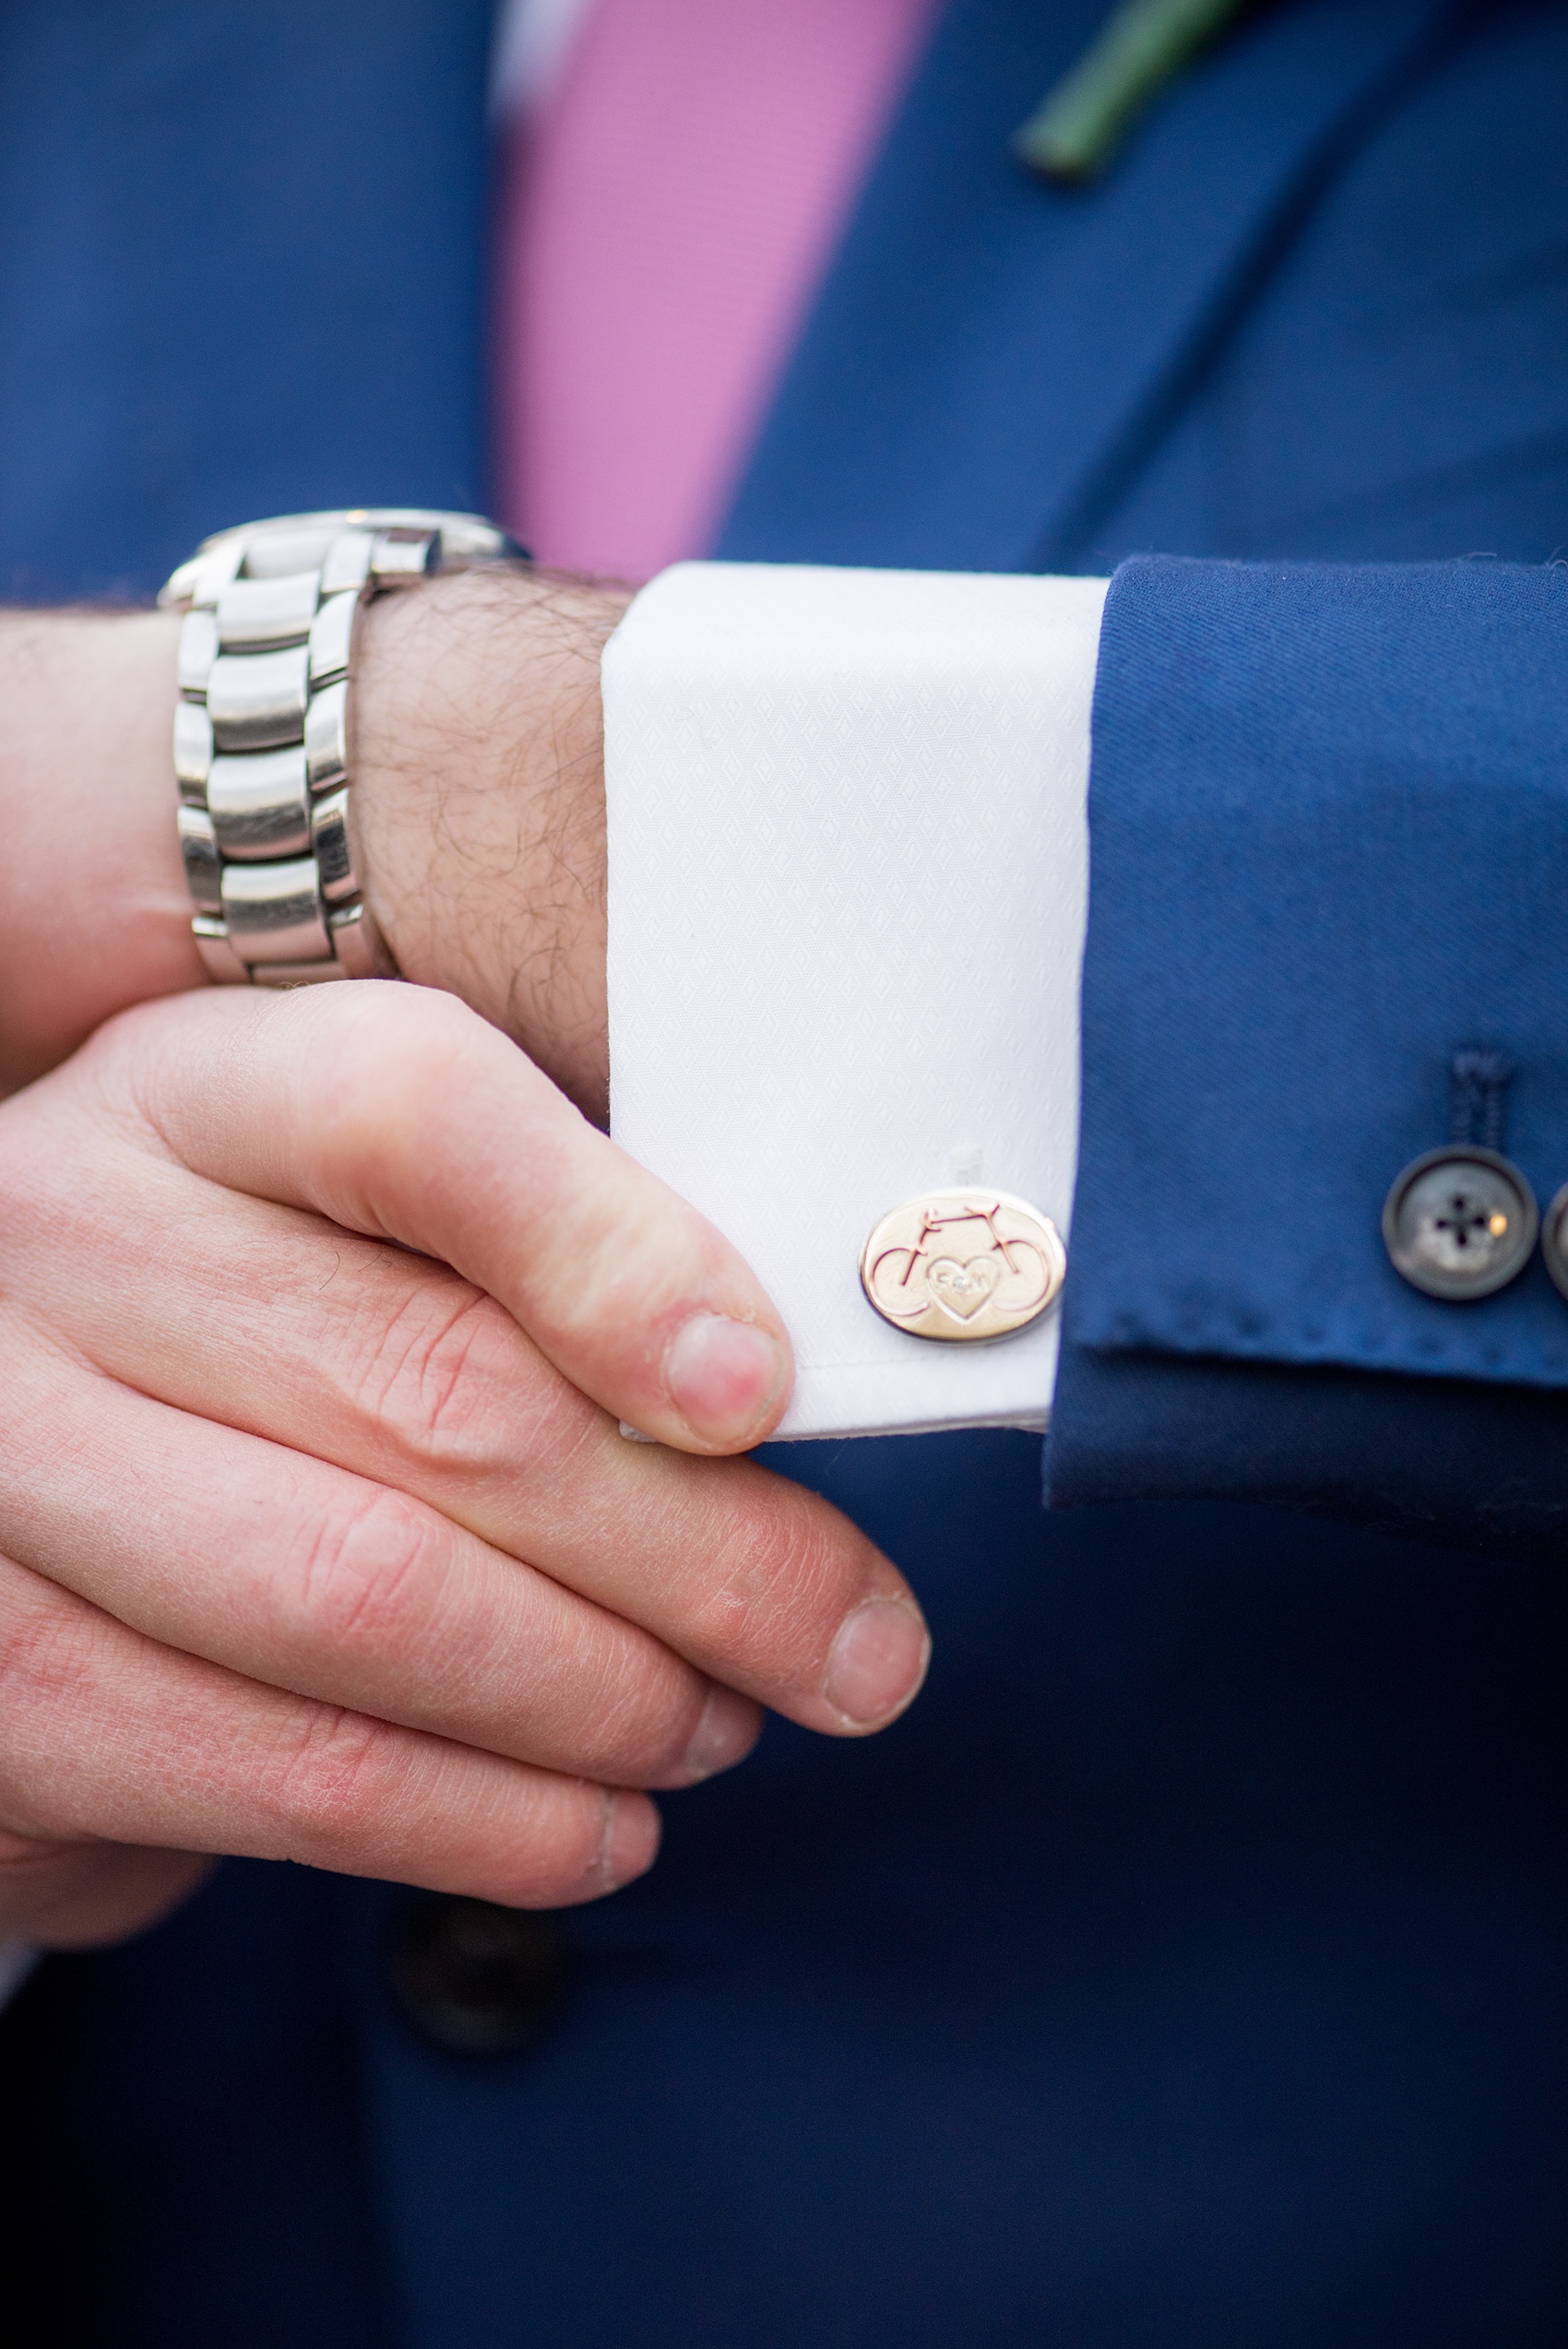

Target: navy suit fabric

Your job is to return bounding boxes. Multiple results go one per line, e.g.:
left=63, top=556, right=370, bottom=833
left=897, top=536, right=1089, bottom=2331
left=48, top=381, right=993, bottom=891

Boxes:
left=1052, top=555, right=1568, bottom=1554
left=0, top=0, right=496, bottom=601
left=0, top=1861, right=387, bottom=2344
left=724, top=0, right=1466, bottom=572
left=10, top=1459, right=1566, bottom=2348
left=1, top=2, right=1566, bottom=2343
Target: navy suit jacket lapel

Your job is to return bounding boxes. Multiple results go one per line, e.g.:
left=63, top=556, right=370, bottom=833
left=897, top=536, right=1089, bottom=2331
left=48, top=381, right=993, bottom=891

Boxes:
left=719, top=0, right=1456, bottom=575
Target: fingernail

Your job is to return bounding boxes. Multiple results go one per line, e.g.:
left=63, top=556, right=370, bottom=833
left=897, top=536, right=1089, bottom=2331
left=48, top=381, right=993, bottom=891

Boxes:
left=598, top=1790, right=661, bottom=1891
left=679, top=1684, right=763, bottom=1784
left=823, top=1598, right=931, bottom=1728
left=664, top=1314, right=786, bottom=1445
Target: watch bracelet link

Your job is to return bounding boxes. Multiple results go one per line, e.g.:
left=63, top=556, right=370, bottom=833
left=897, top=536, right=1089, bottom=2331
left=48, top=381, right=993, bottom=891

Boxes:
left=160, top=508, right=520, bottom=986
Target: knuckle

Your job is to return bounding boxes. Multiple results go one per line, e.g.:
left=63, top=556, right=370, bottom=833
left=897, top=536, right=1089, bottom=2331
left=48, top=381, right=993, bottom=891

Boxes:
left=252, top=1703, right=395, bottom=1861
left=289, top=1482, right=447, bottom=1656
left=345, top=1277, right=520, bottom=1470
left=332, top=1264, right=606, bottom=1491
left=325, top=988, right=494, bottom=1155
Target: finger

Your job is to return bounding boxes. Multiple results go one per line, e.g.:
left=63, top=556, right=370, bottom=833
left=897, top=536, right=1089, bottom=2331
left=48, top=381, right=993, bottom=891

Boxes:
left=0, top=1833, right=213, bottom=1948
left=120, top=983, right=793, bottom=1453
left=7, top=1104, right=928, bottom=1737
left=0, top=1317, right=763, bottom=1787
left=0, top=1554, right=659, bottom=1908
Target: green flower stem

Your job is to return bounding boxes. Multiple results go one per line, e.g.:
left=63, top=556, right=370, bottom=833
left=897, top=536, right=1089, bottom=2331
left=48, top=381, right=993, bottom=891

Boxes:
left=1014, top=0, right=1248, bottom=182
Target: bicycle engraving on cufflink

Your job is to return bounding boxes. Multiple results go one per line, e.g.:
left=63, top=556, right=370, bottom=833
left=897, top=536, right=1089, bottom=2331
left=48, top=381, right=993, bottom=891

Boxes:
left=860, top=1191, right=1066, bottom=1343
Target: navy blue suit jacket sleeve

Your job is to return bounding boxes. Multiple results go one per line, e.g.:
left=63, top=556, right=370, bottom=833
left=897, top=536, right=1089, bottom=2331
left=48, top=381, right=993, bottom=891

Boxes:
left=1048, top=552, right=1568, bottom=1557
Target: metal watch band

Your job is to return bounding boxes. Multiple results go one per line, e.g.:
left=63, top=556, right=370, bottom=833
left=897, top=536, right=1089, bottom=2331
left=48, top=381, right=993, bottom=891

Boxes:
left=159, top=508, right=520, bottom=986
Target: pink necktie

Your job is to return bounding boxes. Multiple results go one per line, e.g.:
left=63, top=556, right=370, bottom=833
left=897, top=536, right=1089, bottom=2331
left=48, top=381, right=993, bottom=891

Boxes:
left=494, top=0, right=941, bottom=583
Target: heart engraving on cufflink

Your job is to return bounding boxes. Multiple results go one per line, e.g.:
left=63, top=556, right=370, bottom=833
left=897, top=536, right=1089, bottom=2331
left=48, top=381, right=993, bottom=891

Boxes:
left=860, top=1189, right=1066, bottom=1344
left=926, top=1254, right=1003, bottom=1321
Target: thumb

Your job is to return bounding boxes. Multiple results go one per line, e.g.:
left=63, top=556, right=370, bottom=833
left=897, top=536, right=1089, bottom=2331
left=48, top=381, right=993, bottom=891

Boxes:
left=124, top=983, right=794, bottom=1453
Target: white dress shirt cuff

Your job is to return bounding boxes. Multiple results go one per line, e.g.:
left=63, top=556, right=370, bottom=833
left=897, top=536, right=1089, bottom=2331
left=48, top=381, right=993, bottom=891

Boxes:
left=603, top=561, right=1108, bottom=1440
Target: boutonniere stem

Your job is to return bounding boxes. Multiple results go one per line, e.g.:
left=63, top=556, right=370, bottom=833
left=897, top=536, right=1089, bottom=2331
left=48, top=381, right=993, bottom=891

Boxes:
left=1015, top=0, right=1249, bottom=183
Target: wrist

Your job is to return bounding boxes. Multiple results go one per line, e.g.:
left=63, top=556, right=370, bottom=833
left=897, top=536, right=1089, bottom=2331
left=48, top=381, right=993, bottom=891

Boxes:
left=0, top=609, right=204, bottom=1094
left=0, top=566, right=625, bottom=1114
left=352, top=567, right=626, bottom=1122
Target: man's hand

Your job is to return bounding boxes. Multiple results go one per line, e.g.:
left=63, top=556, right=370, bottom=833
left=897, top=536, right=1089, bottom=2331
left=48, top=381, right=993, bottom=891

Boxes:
left=0, top=982, right=928, bottom=1950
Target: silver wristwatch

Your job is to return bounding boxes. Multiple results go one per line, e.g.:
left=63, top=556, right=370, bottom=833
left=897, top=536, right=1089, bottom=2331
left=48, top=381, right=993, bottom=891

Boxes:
left=160, top=508, right=521, bottom=985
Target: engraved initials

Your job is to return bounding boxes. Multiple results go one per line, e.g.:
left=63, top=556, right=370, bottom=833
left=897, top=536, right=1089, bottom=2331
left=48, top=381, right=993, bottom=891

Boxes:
left=926, top=1255, right=1003, bottom=1320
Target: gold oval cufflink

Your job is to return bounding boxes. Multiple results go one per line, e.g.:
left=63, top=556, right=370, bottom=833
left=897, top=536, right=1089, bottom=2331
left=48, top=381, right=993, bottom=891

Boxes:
left=859, top=1189, right=1066, bottom=1343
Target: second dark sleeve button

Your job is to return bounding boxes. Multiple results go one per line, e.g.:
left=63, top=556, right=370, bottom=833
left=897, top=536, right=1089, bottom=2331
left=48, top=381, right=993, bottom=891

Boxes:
left=1382, top=1146, right=1538, bottom=1299
left=388, top=1896, right=571, bottom=2057
left=1538, top=1182, right=1568, bottom=1303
